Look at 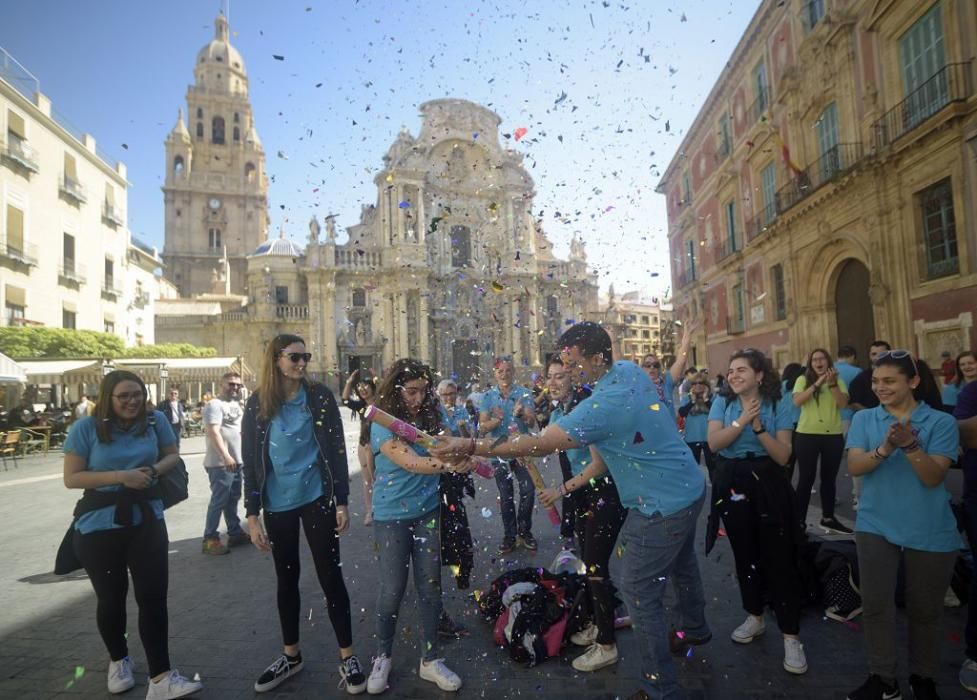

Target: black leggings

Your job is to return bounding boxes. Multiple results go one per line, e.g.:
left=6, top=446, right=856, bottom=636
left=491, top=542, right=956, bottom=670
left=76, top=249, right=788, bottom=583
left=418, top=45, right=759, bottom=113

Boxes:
left=74, top=518, right=170, bottom=677
left=687, top=442, right=716, bottom=480
left=264, top=497, right=353, bottom=648
left=574, top=475, right=627, bottom=645
left=794, top=432, right=845, bottom=522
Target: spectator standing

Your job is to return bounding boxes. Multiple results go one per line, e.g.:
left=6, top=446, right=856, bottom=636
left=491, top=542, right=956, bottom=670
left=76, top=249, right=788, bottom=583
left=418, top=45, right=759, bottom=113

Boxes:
left=201, top=373, right=248, bottom=556
left=942, top=351, right=977, bottom=411
left=74, top=394, right=93, bottom=420
left=849, top=341, right=892, bottom=411
left=941, top=351, right=957, bottom=385
left=160, top=388, right=186, bottom=451
left=835, top=346, right=862, bottom=434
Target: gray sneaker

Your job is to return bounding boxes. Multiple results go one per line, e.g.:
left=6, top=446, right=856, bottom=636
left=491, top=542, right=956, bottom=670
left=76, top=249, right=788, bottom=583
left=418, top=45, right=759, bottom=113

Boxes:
left=961, top=658, right=977, bottom=694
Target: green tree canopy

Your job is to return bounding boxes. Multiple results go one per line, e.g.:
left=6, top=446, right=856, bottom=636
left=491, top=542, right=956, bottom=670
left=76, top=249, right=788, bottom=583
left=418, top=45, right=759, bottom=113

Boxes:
left=0, top=328, right=216, bottom=359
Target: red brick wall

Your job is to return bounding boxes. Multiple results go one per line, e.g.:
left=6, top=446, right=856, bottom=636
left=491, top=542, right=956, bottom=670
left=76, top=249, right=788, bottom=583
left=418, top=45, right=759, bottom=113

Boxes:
left=911, top=284, right=977, bottom=349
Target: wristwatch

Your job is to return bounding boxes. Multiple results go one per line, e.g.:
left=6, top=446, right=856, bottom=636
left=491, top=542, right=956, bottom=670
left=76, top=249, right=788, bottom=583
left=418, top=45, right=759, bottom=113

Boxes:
left=753, top=426, right=766, bottom=435
left=147, top=465, right=159, bottom=479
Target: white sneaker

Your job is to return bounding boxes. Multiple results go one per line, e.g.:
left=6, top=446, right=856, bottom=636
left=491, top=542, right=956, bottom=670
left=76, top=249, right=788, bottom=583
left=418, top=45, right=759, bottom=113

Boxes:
left=107, top=656, right=135, bottom=694
left=145, top=670, right=202, bottom=699
left=783, top=638, right=808, bottom=674
left=571, top=643, right=619, bottom=672
left=418, top=658, right=462, bottom=691
left=570, top=623, right=598, bottom=647
left=731, top=615, right=766, bottom=644
left=367, top=655, right=391, bottom=695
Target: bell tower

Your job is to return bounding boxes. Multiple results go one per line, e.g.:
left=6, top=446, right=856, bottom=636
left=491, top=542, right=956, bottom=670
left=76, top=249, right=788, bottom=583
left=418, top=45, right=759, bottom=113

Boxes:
left=162, top=12, right=268, bottom=297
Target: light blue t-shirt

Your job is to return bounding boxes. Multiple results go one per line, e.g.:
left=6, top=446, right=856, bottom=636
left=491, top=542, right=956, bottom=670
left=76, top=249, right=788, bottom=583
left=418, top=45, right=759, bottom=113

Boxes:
left=479, top=385, right=535, bottom=439
left=439, top=404, right=473, bottom=437
left=371, top=424, right=440, bottom=521
left=264, top=385, right=324, bottom=512
left=846, top=402, right=961, bottom=552
left=679, top=394, right=710, bottom=444
left=64, top=411, right=176, bottom=534
left=651, top=373, right=676, bottom=416
left=942, top=381, right=970, bottom=409
left=550, top=405, right=592, bottom=476
left=780, top=379, right=802, bottom=425
left=835, top=361, right=862, bottom=422
left=708, top=394, right=795, bottom=459
left=556, top=361, right=704, bottom=518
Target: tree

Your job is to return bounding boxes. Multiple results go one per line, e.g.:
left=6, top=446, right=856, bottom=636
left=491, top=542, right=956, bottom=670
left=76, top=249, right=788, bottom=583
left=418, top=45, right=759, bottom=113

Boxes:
left=0, top=328, right=217, bottom=359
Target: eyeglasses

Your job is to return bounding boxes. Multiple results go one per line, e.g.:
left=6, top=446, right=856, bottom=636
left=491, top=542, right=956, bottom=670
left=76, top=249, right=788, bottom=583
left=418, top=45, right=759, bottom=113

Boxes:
left=874, top=349, right=919, bottom=376
left=112, top=391, right=144, bottom=403
left=280, top=352, right=312, bottom=363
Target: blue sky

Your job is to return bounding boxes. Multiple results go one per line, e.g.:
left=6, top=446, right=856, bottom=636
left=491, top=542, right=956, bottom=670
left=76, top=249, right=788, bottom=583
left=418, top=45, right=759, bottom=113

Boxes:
left=1, top=0, right=757, bottom=296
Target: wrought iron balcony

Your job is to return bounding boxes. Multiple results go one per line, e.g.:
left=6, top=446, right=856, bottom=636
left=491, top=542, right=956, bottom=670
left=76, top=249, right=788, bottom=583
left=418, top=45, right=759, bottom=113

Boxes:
left=60, top=175, right=87, bottom=204
left=727, top=315, right=746, bottom=335
left=774, top=143, right=863, bottom=214
left=101, top=280, right=121, bottom=299
left=745, top=203, right=777, bottom=243
left=716, top=236, right=740, bottom=263
left=747, top=90, right=770, bottom=124
left=1, top=137, right=39, bottom=173
left=0, top=241, right=38, bottom=266
left=872, top=63, right=973, bottom=149
left=102, top=202, right=125, bottom=227
left=132, top=290, right=151, bottom=307
left=58, top=260, right=87, bottom=285
left=673, top=268, right=697, bottom=289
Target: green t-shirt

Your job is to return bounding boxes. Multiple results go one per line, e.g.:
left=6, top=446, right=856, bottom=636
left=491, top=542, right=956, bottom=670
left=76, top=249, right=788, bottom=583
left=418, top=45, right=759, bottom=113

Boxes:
left=793, top=375, right=848, bottom=435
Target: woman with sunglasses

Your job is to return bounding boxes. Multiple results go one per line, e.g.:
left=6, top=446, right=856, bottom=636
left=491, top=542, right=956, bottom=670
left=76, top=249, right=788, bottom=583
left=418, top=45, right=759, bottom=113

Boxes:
left=342, top=369, right=379, bottom=526
left=242, top=335, right=366, bottom=695
left=942, top=351, right=977, bottom=411
left=538, top=356, right=625, bottom=673
left=640, top=320, right=698, bottom=416
left=706, top=349, right=807, bottom=675
left=366, top=359, right=473, bottom=694
left=63, top=370, right=202, bottom=698
left=792, top=348, right=852, bottom=533
left=678, top=372, right=716, bottom=480
left=845, top=350, right=961, bottom=700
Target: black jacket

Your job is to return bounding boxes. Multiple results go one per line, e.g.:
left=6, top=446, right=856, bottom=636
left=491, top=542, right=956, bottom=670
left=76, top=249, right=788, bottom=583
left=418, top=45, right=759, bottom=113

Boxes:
left=159, top=399, right=186, bottom=426
left=242, top=382, right=350, bottom=515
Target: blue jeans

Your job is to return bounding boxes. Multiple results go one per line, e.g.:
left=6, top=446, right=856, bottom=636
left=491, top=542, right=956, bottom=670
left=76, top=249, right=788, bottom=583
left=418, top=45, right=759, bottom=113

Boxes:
left=203, top=466, right=244, bottom=539
left=619, top=490, right=709, bottom=700
left=495, top=459, right=534, bottom=541
left=374, top=508, right=442, bottom=661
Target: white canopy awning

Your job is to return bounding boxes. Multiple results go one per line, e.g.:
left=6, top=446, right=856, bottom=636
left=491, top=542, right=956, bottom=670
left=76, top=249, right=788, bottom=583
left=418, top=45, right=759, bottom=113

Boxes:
left=115, top=357, right=255, bottom=383
left=19, top=359, right=101, bottom=385
left=0, top=352, right=27, bottom=384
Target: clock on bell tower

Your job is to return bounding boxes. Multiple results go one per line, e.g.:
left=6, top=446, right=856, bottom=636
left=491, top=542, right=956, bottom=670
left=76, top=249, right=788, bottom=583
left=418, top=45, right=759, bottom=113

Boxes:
left=162, top=12, right=268, bottom=297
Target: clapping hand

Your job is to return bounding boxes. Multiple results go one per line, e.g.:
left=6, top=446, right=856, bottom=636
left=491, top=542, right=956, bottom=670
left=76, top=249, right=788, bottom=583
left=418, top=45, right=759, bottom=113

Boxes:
left=739, top=398, right=760, bottom=426
left=887, top=421, right=916, bottom=449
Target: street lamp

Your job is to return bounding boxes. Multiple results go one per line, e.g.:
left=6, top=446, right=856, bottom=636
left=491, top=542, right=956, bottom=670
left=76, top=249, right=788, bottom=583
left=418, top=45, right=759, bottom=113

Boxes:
left=159, top=365, right=169, bottom=403
left=101, top=359, right=115, bottom=377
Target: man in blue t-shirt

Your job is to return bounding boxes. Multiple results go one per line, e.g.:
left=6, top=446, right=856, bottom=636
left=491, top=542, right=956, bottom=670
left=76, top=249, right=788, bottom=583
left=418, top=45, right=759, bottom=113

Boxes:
left=835, top=345, right=862, bottom=432
left=479, top=357, right=537, bottom=554
left=433, top=323, right=708, bottom=700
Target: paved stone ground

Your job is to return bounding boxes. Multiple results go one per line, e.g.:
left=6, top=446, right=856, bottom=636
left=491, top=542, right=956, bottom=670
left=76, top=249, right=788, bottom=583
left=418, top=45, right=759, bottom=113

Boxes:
left=0, top=417, right=968, bottom=699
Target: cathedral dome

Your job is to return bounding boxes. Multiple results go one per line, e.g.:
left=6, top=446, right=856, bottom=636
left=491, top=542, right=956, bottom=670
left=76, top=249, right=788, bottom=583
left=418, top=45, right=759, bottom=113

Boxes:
left=253, top=234, right=304, bottom=258
left=196, top=14, right=246, bottom=75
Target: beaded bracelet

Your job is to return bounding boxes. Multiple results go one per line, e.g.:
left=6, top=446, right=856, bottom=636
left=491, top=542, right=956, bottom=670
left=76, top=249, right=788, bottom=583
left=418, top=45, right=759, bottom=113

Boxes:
left=902, top=441, right=921, bottom=453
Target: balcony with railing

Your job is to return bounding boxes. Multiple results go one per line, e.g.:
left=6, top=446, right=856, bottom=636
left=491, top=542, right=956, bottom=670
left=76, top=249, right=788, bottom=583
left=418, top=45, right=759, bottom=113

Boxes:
left=727, top=315, right=746, bottom=335
left=775, top=142, right=863, bottom=214
left=132, top=290, right=151, bottom=308
left=0, top=240, right=38, bottom=267
left=747, top=90, right=770, bottom=125
left=1, top=136, right=39, bottom=173
left=673, top=268, right=697, bottom=289
left=58, top=260, right=87, bottom=286
left=276, top=304, right=310, bottom=320
left=716, top=236, right=740, bottom=264
left=60, top=175, right=87, bottom=204
left=745, top=203, right=778, bottom=244
left=102, top=202, right=125, bottom=227
left=101, top=279, right=121, bottom=300
left=335, top=248, right=383, bottom=268
left=872, top=63, right=973, bottom=149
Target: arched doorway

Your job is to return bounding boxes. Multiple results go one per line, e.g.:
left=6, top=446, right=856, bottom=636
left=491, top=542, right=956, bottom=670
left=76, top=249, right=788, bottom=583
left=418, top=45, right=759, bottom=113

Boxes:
left=834, top=259, right=875, bottom=366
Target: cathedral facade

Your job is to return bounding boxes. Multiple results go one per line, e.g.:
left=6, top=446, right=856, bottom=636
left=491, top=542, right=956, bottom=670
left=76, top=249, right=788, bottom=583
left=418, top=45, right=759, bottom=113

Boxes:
left=156, top=17, right=598, bottom=388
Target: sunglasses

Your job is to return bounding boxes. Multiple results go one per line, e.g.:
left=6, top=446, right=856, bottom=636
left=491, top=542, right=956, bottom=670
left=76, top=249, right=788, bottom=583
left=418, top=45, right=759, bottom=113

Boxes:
left=874, top=349, right=919, bottom=376
left=642, top=362, right=661, bottom=369
left=281, top=352, right=312, bottom=363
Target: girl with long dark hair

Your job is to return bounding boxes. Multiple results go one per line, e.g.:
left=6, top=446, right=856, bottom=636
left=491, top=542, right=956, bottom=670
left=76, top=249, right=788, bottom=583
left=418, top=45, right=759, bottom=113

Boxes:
left=706, top=349, right=806, bottom=675
left=242, top=334, right=366, bottom=695
left=63, top=370, right=202, bottom=699
left=845, top=351, right=961, bottom=700
left=793, top=348, right=851, bottom=533
left=342, top=369, right=379, bottom=525
left=366, top=359, right=473, bottom=694
left=780, top=362, right=804, bottom=484
left=539, top=357, right=625, bottom=673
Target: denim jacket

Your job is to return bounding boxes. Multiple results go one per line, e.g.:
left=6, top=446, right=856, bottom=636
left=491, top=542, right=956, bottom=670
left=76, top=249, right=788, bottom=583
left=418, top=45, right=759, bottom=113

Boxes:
left=242, top=381, right=349, bottom=515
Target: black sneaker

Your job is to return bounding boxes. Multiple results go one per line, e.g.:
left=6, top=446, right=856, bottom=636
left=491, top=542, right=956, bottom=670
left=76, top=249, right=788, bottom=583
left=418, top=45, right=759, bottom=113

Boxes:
left=847, top=674, right=902, bottom=700
left=668, top=628, right=713, bottom=656
left=821, top=517, right=854, bottom=535
left=497, top=538, right=516, bottom=555
left=438, top=611, right=470, bottom=639
left=338, top=655, right=366, bottom=695
left=518, top=533, right=538, bottom=551
left=908, top=674, right=938, bottom=700
left=255, top=653, right=303, bottom=693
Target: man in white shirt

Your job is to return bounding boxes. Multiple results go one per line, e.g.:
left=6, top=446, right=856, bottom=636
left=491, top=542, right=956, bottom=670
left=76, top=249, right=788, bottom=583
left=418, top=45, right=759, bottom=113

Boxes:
left=201, top=373, right=247, bottom=555
left=161, top=388, right=186, bottom=450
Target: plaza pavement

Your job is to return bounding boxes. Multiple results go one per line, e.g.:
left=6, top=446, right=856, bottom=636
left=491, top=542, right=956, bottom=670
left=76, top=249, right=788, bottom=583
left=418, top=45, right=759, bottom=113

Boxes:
left=0, top=415, right=968, bottom=699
